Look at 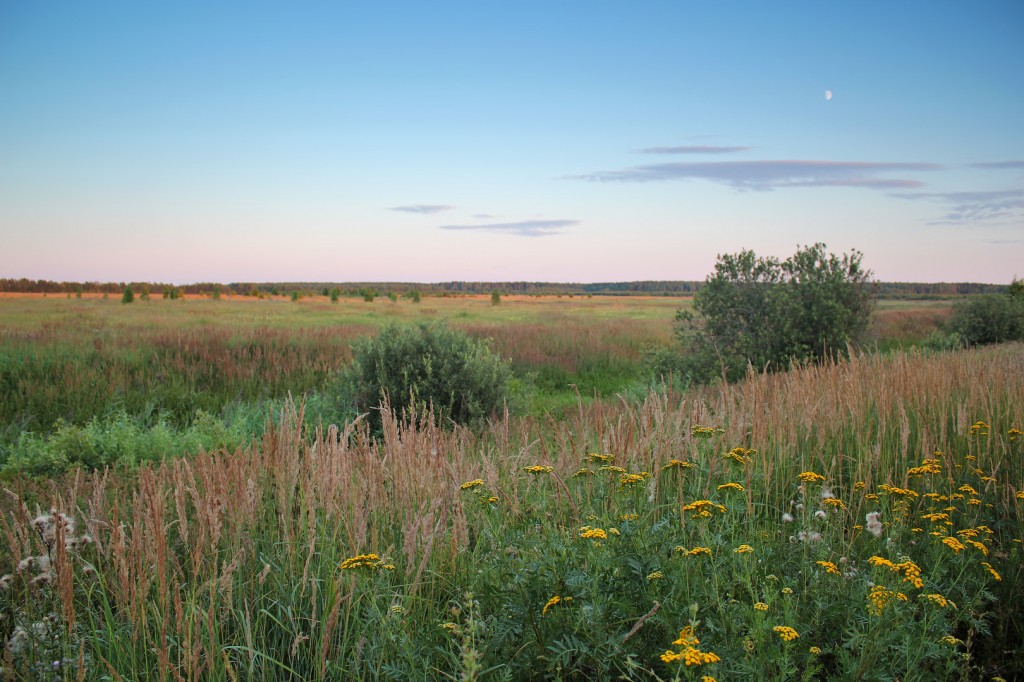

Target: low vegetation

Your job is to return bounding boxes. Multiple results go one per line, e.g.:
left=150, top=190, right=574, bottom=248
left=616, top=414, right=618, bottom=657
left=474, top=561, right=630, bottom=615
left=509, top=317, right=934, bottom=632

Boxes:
left=0, top=345, right=1020, bottom=679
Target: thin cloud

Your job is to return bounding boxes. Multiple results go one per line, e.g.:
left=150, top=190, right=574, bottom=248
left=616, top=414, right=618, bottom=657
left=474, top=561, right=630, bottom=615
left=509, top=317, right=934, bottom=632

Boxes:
left=391, top=204, right=454, bottom=214
left=891, top=188, right=1024, bottom=225
left=439, top=219, right=577, bottom=237
left=640, top=145, right=751, bottom=155
left=570, top=160, right=941, bottom=191
left=971, top=160, right=1024, bottom=169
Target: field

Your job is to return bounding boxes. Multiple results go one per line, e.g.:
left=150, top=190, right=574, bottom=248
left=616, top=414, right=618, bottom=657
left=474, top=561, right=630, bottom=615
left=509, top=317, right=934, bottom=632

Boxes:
left=5, top=294, right=1020, bottom=680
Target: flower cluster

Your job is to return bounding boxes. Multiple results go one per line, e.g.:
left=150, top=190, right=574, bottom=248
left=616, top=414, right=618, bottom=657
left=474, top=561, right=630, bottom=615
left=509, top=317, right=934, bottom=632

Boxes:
left=660, top=625, right=722, bottom=666
left=773, top=626, right=800, bottom=642
left=340, top=553, right=395, bottom=571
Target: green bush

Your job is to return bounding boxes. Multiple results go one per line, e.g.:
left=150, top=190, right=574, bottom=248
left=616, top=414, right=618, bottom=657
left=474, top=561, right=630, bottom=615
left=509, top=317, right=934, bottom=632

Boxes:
left=948, top=293, right=1024, bottom=346
left=121, top=286, right=134, bottom=304
left=340, top=323, right=514, bottom=430
left=658, top=243, right=875, bottom=383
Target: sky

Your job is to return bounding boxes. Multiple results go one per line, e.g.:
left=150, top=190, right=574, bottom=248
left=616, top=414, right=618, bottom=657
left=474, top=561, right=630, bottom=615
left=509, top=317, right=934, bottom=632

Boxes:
left=1, top=1, right=1022, bottom=284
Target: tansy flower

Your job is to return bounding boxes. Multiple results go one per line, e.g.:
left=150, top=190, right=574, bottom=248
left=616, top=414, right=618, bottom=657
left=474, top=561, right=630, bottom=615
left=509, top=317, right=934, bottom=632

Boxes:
left=524, top=465, right=554, bottom=474
left=798, top=472, right=826, bottom=483
left=460, top=479, right=484, bottom=490
left=940, top=635, right=963, bottom=646
left=572, top=468, right=595, bottom=477
left=754, top=602, right=769, bottom=611
left=580, top=528, right=608, bottom=541
left=691, top=425, right=724, bottom=438
left=542, top=595, right=571, bottom=615
left=340, top=553, right=393, bottom=570
left=922, top=593, right=957, bottom=609
left=599, top=465, right=627, bottom=474
left=662, top=459, right=695, bottom=471
left=867, top=585, right=907, bottom=615
left=587, top=453, right=615, bottom=463
left=816, top=561, right=841, bottom=575
left=773, top=626, right=799, bottom=642
left=718, top=482, right=745, bottom=492
left=853, top=482, right=866, bottom=490
left=942, top=537, right=967, bottom=554
left=620, top=513, right=639, bottom=521
left=822, top=497, right=846, bottom=510
left=781, top=587, right=793, bottom=595
left=734, top=544, right=754, bottom=554
left=647, top=571, right=664, bottom=581
left=981, top=562, right=1001, bottom=581
left=608, top=527, right=621, bottom=536
left=675, top=546, right=712, bottom=557
left=809, top=646, right=822, bottom=655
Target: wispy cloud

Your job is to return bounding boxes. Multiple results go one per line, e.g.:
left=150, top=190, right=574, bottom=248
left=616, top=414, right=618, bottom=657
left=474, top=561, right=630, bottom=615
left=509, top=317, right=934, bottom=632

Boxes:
left=639, top=145, right=751, bottom=155
left=439, top=219, right=577, bottom=237
left=391, top=204, right=454, bottom=214
left=570, top=160, right=941, bottom=190
left=971, top=160, right=1024, bottom=169
left=891, top=188, right=1024, bottom=225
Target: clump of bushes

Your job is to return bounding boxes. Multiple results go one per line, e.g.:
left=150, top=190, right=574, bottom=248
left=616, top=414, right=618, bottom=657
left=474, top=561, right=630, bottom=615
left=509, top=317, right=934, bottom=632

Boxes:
left=339, top=323, right=514, bottom=430
left=652, top=243, right=876, bottom=384
left=947, top=280, right=1024, bottom=347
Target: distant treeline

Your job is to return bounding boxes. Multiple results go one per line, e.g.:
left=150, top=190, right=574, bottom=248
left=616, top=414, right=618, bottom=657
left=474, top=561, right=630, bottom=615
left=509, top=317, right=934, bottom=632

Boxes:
left=0, top=277, right=1009, bottom=298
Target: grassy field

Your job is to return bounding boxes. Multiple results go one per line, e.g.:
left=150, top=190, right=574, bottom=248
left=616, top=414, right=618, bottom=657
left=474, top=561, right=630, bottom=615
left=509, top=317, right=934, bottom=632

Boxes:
left=5, top=293, right=1016, bottom=680
left=0, top=343, right=1019, bottom=679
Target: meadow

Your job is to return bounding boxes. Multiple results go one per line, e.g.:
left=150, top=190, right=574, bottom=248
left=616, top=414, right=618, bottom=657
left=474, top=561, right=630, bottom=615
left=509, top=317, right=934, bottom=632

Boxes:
left=4, top=293, right=1019, bottom=681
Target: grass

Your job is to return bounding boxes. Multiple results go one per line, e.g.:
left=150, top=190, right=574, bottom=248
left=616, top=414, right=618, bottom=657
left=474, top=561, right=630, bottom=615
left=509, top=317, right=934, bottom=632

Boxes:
left=0, top=294, right=679, bottom=449
left=0, top=343, right=1021, bottom=679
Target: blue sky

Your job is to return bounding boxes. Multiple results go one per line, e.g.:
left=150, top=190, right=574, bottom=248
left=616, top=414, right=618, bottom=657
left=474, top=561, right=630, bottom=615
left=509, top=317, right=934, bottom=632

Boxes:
left=1, top=1, right=1022, bottom=283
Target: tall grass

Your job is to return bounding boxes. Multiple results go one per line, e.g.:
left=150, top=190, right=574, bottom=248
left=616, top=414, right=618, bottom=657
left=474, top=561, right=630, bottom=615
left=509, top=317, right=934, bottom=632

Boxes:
left=0, top=344, right=1021, bottom=679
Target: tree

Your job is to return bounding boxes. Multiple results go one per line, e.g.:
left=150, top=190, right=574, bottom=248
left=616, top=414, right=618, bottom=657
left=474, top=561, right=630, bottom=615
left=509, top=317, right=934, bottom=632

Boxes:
left=948, top=288, right=1024, bottom=346
left=491, top=290, right=502, bottom=306
left=329, top=287, right=341, bottom=303
left=121, top=286, right=135, bottom=304
left=659, top=243, right=875, bottom=383
left=338, top=323, right=514, bottom=431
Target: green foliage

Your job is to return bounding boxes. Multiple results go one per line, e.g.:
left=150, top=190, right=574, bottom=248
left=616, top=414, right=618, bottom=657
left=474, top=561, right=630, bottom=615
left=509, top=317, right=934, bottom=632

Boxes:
left=661, top=243, right=875, bottom=383
left=340, top=323, right=514, bottom=430
left=361, top=288, right=375, bottom=303
left=329, top=287, right=341, bottom=303
left=491, top=290, right=502, bottom=306
left=948, top=292, right=1024, bottom=346
left=2, top=409, right=251, bottom=475
left=408, top=289, right=422, bottom=303
left=121, top=286, right=134, bottom=304
left=1008, top=277, right=1024, bottom=300
left=290, top=290, right=301, bottom=302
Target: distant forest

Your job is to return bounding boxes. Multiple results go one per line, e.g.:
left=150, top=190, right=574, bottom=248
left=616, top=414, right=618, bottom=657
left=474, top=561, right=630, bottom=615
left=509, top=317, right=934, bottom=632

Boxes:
left=0, top=278, right=1010, bottom=299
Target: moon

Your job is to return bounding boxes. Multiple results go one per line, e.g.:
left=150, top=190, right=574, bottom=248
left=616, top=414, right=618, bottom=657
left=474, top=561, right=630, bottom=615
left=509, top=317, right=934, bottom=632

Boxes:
left=825, top=90, right=833, bottom=101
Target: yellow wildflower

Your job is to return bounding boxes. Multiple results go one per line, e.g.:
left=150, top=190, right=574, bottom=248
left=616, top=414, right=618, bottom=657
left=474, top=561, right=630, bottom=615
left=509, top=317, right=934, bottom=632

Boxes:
left=598, top=465, right=627, bottom=474
left=981, top=562, right=1001, bottom=581
left=867, top=585, right=908, bottom=615
left=542, top=595, right=571, bottom=615
left=724, top=447, right=756, bottom=464
left=523, top=465, right=554, bottom=474
left=579, top=528, right=608, bottom=541
left=662, top=459, right=695, bottom=471
left=773, top=626, right=799, bottom=642
left=1008, top=427, right=1023, bottom=441
left=340, top=553, right=389, bottom=570
left=754, top=602, right=769, bottom=611
left=822, top=497, right=846, bottom=510
left=809, top=646, right=822, bottom=655
left=587, top=453, right=615, bottom=463
left=647, top=571, right=664, bottom=581
left=816, top=561, right=841, bottom=575
left=620, top=473, right=648, bottom=487
left=608, top=527, right=621, bottom=536
left=620, top=513, right=639, bottom=521
left=734, top=544, right=754, bottom=554
left=922, top=593, right=957, bottom=609
left=691, top=425, right=724, bottom=438
left=460, top=479, right=485, bottom=490
left=941, top=635, right=963, bottom=646
left=782, top=587, right=793, bottom=595
left=798, top=472, right=826, bottom=483
left=969, top=421, right=989, bottom=436
left=942, top=537, right=967, bottom=554
left=853, top=481, right=866, bottom=490
left=571, top=468, right=595, bottom=478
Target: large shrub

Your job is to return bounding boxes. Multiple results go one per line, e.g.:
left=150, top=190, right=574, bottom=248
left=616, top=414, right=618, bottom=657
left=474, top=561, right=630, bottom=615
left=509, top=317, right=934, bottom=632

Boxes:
left=948, top=291, right=1024, bottom=346
left=656, top=243, right=875, bottom=383
left=340, top=323, right=514, bottom=429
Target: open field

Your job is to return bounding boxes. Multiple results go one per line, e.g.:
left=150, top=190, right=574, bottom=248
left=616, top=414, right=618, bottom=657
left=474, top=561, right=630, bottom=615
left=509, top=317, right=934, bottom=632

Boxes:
left=3, top=293, right=1018, bottom=679
left=0, top=342, right=1021, bottom=679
